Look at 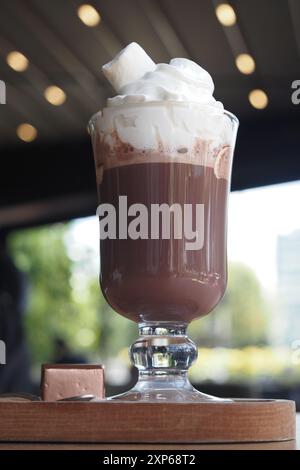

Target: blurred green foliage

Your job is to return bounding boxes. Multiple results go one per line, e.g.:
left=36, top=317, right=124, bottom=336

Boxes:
left=9, top=224, right=136, bottom=365
left=190, top=346, right=300, bottom=384
left=190, top=263, right=269, bottom=348
left=8, top=222, right=269, bottom=368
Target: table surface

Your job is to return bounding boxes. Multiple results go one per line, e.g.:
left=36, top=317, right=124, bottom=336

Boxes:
left=0, top=413, right=298, bottom=451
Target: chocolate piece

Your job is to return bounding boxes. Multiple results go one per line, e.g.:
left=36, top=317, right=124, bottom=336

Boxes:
left=41, top=364, right=105, bottom=401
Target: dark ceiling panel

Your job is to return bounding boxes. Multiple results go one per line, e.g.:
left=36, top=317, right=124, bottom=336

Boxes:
left=234, top=0, right=300, bottom=76
left=159, top=0, right=237, bottom=74
left=289, top=0, right=300, bottom=58
left=232, top=0, right=300, bottom=117
left=0, top=1, right=67, bottom=80
left=97, top=0, right=171, bottom=63
left=0, top=0, right=299, bottom=227
left=30, top=0, right=120, bottom=80
left=0, top=0, right=101, bottom=106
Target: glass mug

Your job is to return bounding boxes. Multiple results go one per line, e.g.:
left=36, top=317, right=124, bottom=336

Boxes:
left=89, top=102, right=238, bottom=401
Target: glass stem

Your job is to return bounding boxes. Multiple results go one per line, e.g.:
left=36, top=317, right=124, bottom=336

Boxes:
left=109, top=322, right=224, bottom=400
left=130, top=323, right=198, bottom=387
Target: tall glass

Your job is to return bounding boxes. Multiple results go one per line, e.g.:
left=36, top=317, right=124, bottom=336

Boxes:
left=89, top=102, right=238, bottom=401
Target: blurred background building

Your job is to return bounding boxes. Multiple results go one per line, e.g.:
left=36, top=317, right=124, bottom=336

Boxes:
left=277, top=231, right=300, bottom=345
left=0, top=0, right=300, bottom=404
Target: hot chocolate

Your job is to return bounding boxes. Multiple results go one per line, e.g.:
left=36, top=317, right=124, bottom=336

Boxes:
left=99, top=158, right=228, bottom=324
left=90, top=43, right=235, bottom=325
left=89, top=42, right=238, bottom=401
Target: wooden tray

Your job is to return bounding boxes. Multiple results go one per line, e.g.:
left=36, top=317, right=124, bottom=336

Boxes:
left=0, top=399, right=296, bottom=444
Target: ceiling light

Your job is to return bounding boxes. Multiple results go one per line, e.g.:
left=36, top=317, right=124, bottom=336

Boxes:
left=248, top=89, right=268, bottom=109
left=17, top=123, right=37, bottom=142
left=6, top=51, right=29, bottom=72
left=215, top=3, right=236, bottom=26
left=235, top=53, right=256, bottom=75
left=77, top=4, right=101, bottom=27
left=44, top=86, right=66, bottom=106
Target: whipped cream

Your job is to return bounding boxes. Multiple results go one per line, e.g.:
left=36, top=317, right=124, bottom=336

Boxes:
left=107, top=58, right=223, bottom=109
left=92, top=43, right=236, bottom=174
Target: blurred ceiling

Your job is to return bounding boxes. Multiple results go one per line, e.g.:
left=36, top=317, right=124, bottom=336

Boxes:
left=0, top=0, right=299, bottom=228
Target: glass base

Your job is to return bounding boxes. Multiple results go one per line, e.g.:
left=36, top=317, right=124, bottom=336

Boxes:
left=108, top=373, right=230, bottom=402
left=107, top=323, right=231, bottom=403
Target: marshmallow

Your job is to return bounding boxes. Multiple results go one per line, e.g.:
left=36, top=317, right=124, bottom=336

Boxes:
left=96, top=43, right=235, bottom=178
left=102, top=42, right=156, bottom=93
left=106, top=52, right=222, bottom=109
